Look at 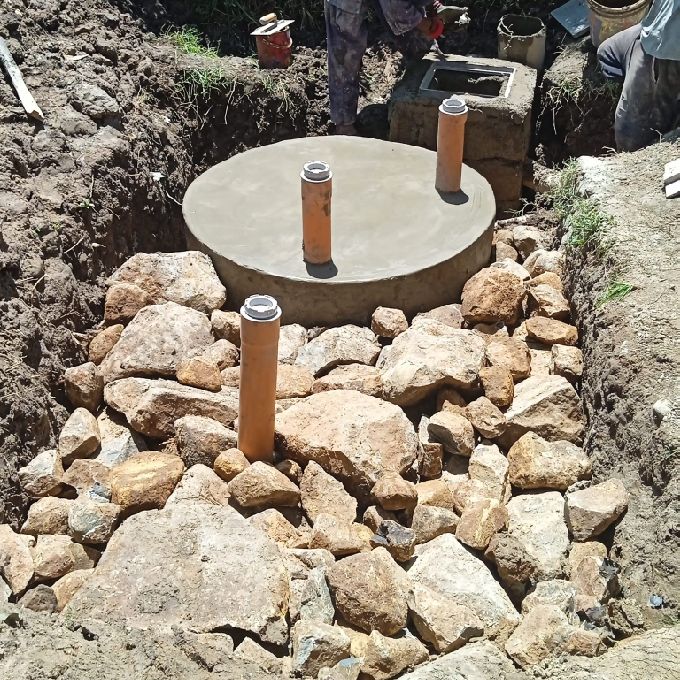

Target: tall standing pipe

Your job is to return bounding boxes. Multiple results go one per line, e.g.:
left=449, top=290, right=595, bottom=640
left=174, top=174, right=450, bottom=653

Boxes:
left=301, top=160, right=332, bottom=264
left=237, top=294, right=282, bottom=462
left=435, top=96, right=469, bottom=193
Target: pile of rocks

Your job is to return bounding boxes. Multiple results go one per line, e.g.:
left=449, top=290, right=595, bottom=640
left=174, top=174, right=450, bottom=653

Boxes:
left=0, top=234, right=632, bottom=678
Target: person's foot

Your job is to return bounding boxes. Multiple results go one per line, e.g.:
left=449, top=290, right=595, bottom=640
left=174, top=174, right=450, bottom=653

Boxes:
left=334, top=123, right=359, bottom=136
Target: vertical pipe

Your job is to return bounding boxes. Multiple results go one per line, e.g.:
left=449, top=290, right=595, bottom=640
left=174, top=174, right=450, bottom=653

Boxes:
left=237, top=294, right=282, bottom=463
left=301, top=160, right=332, bottom=264
left=435, top=96, right=469, bottom=193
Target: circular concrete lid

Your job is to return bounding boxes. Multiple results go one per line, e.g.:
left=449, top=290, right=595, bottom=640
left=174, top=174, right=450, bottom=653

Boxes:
left=183, top=137, right=495, bottom=285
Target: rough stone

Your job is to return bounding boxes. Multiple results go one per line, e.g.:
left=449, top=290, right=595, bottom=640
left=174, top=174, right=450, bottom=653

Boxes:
left=106, top=252, right=227, bottom=314
left=408, top=534, right=520, bottom=641
left=525, top=317, right=578, bottom=346
left=104, top=282, right=153, bottom=324
left=95, top=409, right=147, bottom=467
left=309, top=514, right=372, bottom=556
left=508, top=432, right=592, bottom=490
left=523, top=249, right=565, bottom=278
left=174, top=414, right=238, bottom=468
left=19, top=585, right=58, bottom=613
left=551, top=344, right=583, bottom=381
left=415, top=473, right=460, bottom=511
left=479, top=366, right=514, bottom=408
left=371, top=307, right=408, bottom=339
left=278, top=323, right=307, bottom=363
left=71, top=82, right=120, bottom=120
left=166, top=465, right=230, bottom=508
left=528, top=271, right=564, bottom=292
left=370, top=519, right=416, bottom=562
left=250, top=509, right=305, bottom=548
left=522, top=579, right=577, bottom=618
left=31, top=535, right=97, bottom=582
left=104, top=377, right=238, bottom=438
left=512, top=224, right=548, bottom=258
left=210, top=310, right=240, bottom=345
left=410, top=504, right=459, bottom=544
left=327, top=548, right=410, bottom=635
left=228, top=461, right=300, bottom=509
left=318, top=659, right=362, bottom=680
left=501, top=375, right=584, bottom=447
left=275, top=364, right=315, bottom=399
left=51, top=568, right=94, bottom=612
left=363, top=505, right=397, bottom=533
left=570, top=551, right=616, bottom=613
left=295, top=325, right=380, bottom=377
left=301, top=461, right=357, bottom=525
left=88, top=324, right=123, bottom=364
left=292, top=620, right=351, bottom=678
left=361, top=630, right=429, bottom=680
left=505, top=604, right=605, bottom=668
left=529, top=346, right=553, bottom=378
left=412, top=303, right=463, bottom=329
left=490, top=258, right=530, bottom=281
left=0, top=526, right=34, bottom=594
left=528, top=283, right=570, bottom=320
left=288, top=560, right=335, bottom=626
left=495, top=241, right=519, bottom=261
left=373, top=473, right=417, bottom=511
left=313, top=363, right=383, bottom=398
left=21, top=497, right=72, bottom=535
left=176, top=356, right=222, bottom=392
left=436, top=388, right=467, bottom=411
left=110, top=452, right=184, bottom=513
left=58, top=407, right=100, bottom=466
left=201, top=338, right=239, bottom=370
left=468, top=443, right=510, bottom=503
left=456, top=498, right=508, bottom=550
left=408, top=583, right=484, bottom=653
left=64, top=504, right=289, bottom=643
left=460, top=267, right=526, bottom=325
left=99, top=302, right=214, bottom=383
left=65, top=362, right=104, bottom=412
left=213, top=448, right=250, bottom=482
left=276, top=390, right=419, bottom=500
left=486, top=337, right=532, bottom=382
left=417, top=416, right=444, bottom=479
left=427, top=410, right=475, bottom=456
left=465, top=397, right=507, bottom=439
left=377, top=322, right=485, bottom=406
left=566, top=479, right=630, bottom=540
left=61, top=459, right=111, bottom=498
left=19, top=450, right=63, bottom=498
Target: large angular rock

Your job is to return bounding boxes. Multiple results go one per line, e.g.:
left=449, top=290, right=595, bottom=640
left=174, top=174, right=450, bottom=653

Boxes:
left=427, top=411, right=475, bottom=456
left=371, top=307, right=408, bottom=339
left=88, top=324, right=123, bottom=364
left=468, top=443, right=510, bottom=503
left=58, top=408, right=100, bottom=466
left=408, top=583, right=483, bottom=653
left=110, top=452, right=184, bottom=513
left=521, top=579, right=577, bottom=618
left=301, top=461, right=357, bottom=524
left=228, top=462, right=300, bottom=509
left=214, top=448, right=250, bottom=482
left=373, top=473, right=417, bottom=512
left=65, top=362, right=104, bottom=412
left=104, top=282, right=153, bottom=324
left=19, top=449, right=63, bottom=498
left=68, top=498, right=121, bottom=544
left=21, top=497, right=73, bottom=535
left=309, top=514, right=372, bottom=556
left=508, top=432, right=591, bottom=491
left=460, top=267, right=526, bottom=325
left=377, top=322, right=486, bottom=406
left=407, top=534, right=520, bottom=641
left=295, top=325, right=380, bottom=377
left=566, top=479, right=629, bottom=540
left=287, top=553, right=335, bottom=626
left=525, top=317, right=578, bottom=346
left=370, top=519, right=416, bottom=563
left=485, top=337, right=532, bottom=382
left=455, top=499, right=507, bottom=550
left=201, top=338, right=239, bottom=370
left=104, top=377, right=238, bottom=438
left=276, top=391, right=419, bottom=500
left=313, top=364, right=383, bottom=398
left=523, top=249, right=565, bottom=278
left=0, top=525, right=34, bottom=594
left=292, top=621, right=351, bottom=677
left=51, top=568, right=94, bottom=612
left=31, top=535, right=97, bottom=582
left=327, top=548, right=410, bottom=635
left=413, top=303, right=463, bottom=329
left=106, top=251, right=226, bottom=314
left=165, top=465, right=230, bottom=508
left=551, top=344, right=583, bottom=381
left=410, top=504, right=459, bottom=544
left=95, top=409, right=147, bottom=468
left=99, top=302, right=214, bottom=383
left=174, top=414, right=238, bottom=467
left=250, top=509, right=305, bottom=548
left=465, top=397, right=507, bottom=439
left=61, top=459, right=111, bottom=498
left=528, top=283, right=570, bottom=320
left=278, top=323, right=307, bottom=364
left=361, top=630, right=429, bottom=680
left=64, top=504, right=290, bottom=643
left=500, top=375, right=584, bottom=447
left=19, top=584, right=58, bottom=613
left=176, top=356, right=222, bottom=392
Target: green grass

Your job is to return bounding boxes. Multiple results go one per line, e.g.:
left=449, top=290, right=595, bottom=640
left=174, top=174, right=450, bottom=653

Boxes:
left=597, top=280, right=634, bottom=306
left=177, top=65, right=233, bottom=103
left=165, top=25, right=219, bottom=58
left=544, top=77, right=620, bottom=111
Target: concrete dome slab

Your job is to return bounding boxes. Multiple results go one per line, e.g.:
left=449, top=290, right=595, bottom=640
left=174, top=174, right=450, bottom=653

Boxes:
left=183, top=136, right=495, bottom=327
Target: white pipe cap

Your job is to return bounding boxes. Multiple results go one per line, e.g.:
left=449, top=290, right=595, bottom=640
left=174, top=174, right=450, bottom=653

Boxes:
left=242, top=294, right=281, bottom=321
left=302, top=160, right=331, bottom=181
left=440, top=95, right=468, bottom=114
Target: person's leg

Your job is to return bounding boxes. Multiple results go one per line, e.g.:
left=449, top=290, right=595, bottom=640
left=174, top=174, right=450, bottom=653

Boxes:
left=652, top=58, right=680, bottom=138
left=597, top=23, right=642, bottom=79
left=325, top=0, right=369, bottom=129
left=374, top=0, right=436, bottom=60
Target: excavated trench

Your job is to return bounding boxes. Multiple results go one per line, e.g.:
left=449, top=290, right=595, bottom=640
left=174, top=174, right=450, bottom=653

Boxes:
left=0, top=0, right=677, bottom=678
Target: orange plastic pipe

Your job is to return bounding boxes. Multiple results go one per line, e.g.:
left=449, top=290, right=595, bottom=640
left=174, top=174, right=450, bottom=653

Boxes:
left=435, top=96, right=469, bottom=193
left=237, top=294, right=281, bottom=462
left=301, top=160, right=332, bottom=264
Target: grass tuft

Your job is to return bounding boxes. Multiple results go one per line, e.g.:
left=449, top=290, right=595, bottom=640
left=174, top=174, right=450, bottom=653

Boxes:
left=165, top=25, right=219, bottom=58
left=597, top=280, right=634, bottom=306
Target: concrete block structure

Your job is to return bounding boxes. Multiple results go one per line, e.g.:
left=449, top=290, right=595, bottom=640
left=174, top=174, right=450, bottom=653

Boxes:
left=389, top=55, right=537, bottom=211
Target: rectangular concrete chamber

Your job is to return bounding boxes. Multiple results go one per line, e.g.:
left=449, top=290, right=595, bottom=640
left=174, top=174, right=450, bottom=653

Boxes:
left=389, top=55, right=538, bottom=211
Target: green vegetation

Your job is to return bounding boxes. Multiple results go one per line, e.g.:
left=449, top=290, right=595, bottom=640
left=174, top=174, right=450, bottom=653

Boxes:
left=543, top=77, right=620, bottom=111
left=165, top=25, right=219, bottom=58
left=597, top=280, right=634, bottom=306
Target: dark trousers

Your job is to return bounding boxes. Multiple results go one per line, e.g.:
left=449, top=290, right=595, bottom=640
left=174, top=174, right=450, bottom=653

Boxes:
left=598, top=24, right=680, bottom=151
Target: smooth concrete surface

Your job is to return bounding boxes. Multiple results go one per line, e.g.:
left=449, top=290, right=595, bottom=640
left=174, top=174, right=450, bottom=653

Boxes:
left=183, top=137, right=495, bottom=326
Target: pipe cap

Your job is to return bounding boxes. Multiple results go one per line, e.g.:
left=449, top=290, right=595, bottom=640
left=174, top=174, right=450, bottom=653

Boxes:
left=440, top=95, right=468, bottom=114
left=242, top=294, right=281, bottom=321
left=302, top=160, right=331, bottom=181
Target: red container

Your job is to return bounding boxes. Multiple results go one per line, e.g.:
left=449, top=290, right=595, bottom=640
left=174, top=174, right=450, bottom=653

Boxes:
left=252, top=19, right=294, bottom=69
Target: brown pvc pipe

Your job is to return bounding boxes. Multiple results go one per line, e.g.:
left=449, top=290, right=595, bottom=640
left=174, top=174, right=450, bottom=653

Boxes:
left=435, top=96, right=469, bottom=193
left=237, top=294, right=281, bottom=462
left=301, top=160, right=332, bottom=264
